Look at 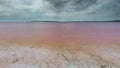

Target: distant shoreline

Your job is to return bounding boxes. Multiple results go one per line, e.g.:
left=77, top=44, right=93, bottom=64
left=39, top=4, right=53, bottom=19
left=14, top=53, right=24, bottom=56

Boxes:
left=0, top=21, right=120, bottom=23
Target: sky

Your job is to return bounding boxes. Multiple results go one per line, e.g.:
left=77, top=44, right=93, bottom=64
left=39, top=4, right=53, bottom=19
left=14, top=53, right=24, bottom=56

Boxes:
left=0, top=0, right=120, bottom=22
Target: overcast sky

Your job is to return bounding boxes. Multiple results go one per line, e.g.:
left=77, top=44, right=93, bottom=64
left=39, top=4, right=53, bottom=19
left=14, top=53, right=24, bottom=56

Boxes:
left=0, top=0, right=120, bottom=22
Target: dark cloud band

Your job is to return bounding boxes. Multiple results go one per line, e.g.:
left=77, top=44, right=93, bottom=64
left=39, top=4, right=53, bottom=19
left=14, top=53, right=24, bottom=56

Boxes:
left=45, top=0, right=97, bottom=12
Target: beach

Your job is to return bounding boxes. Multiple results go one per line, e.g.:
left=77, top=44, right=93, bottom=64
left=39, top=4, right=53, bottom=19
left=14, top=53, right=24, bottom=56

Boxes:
left=0, top=22, right=120, bottom=68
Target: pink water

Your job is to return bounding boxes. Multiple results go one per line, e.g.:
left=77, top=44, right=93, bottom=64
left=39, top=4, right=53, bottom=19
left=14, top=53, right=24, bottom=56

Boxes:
left=0, top=22, right=120, bottom=44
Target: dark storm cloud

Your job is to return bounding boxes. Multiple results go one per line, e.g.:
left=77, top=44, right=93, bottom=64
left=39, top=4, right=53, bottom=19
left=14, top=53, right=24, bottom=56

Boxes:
left=45, top=0, right=97, bottom=12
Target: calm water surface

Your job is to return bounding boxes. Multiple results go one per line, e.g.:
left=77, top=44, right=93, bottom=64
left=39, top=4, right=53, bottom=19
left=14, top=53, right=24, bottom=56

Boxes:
left=0, top=22, right=120, bottom=43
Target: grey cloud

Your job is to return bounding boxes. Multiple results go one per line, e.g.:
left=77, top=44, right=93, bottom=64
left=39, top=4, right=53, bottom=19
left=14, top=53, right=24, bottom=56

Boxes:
left=44, top=0, right=97, bottom=12
left=0, top=0, right=119, bottom=21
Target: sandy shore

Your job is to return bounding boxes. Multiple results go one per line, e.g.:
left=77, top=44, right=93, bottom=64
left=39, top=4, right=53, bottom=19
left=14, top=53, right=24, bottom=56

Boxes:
left=0, top=44, right=120, bottom=68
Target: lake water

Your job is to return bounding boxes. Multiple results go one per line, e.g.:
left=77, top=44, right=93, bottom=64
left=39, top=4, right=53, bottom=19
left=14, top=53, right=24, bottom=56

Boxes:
left=0, top=22, right=120, bottom=44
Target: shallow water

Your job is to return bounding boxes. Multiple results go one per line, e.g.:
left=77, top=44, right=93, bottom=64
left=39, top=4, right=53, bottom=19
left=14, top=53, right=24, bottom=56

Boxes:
left=0, top=22, right=120, bottom=43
